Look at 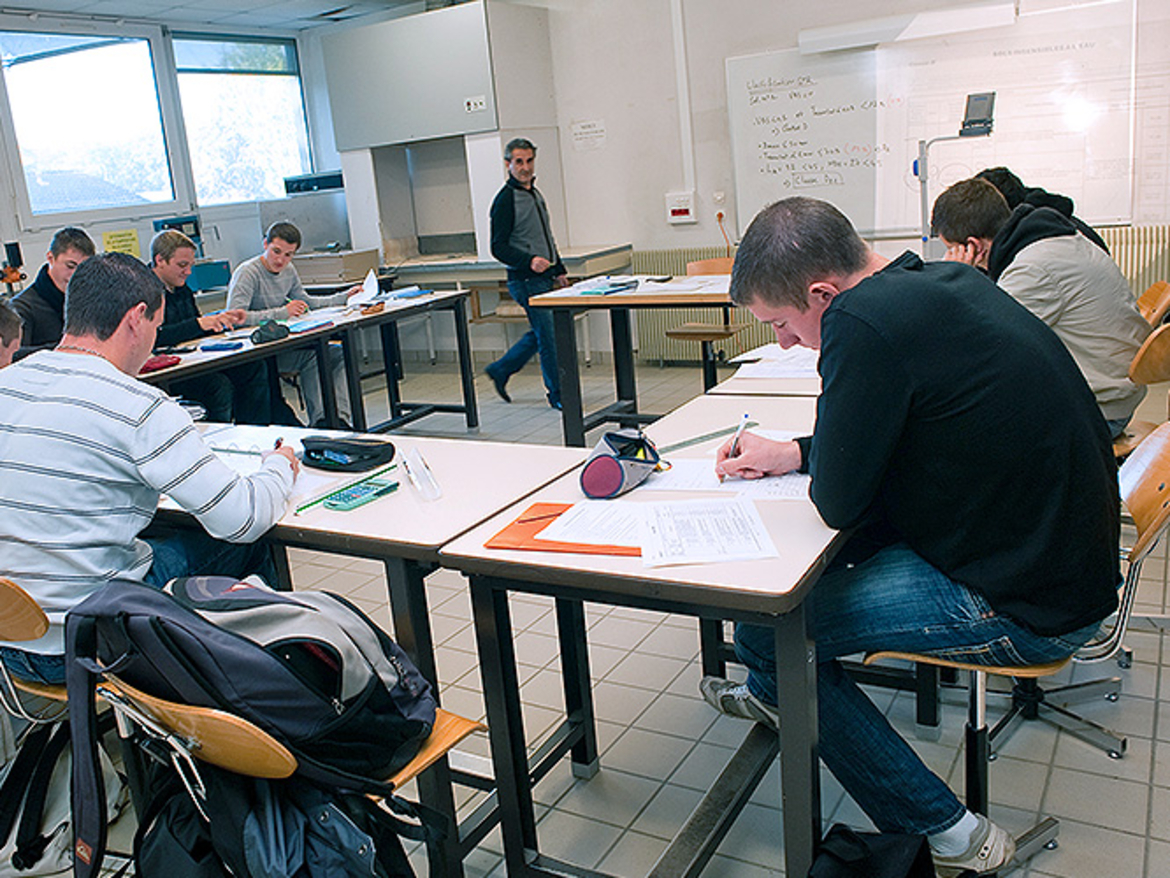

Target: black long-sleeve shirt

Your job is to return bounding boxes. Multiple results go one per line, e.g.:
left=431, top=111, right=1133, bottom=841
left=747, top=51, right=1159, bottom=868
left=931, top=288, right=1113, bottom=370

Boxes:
left=155, top=283, right=211, bottom=350
left=490, top=176, right=565, bottom=281
left=11, top=265, right=64, bottom=360
left=800, top=252, right=1119, bottom=636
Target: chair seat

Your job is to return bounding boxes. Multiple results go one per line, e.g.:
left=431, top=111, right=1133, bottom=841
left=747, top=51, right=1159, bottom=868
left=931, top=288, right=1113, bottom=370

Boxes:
left=864, top=650, right=1070, bottom=679
left=664, top=322, right=747, bottom=343
left=1114, top=419, right=1158, bottom=459
left=386, top=708, right=486, bottom=790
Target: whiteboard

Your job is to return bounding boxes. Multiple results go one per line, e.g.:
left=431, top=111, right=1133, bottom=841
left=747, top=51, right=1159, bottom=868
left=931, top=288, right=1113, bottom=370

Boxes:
left=727, top=1, right=1135, bottom=237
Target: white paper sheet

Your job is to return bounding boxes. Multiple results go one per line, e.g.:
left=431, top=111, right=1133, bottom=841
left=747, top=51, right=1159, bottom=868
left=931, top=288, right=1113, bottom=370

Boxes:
left=639, top=498, right=778, bottom=567
left=533, top=500, right=641, bottom=547
left=642, top=458, right=811, bottom=500
left=731, top=346, right=819, bottom=377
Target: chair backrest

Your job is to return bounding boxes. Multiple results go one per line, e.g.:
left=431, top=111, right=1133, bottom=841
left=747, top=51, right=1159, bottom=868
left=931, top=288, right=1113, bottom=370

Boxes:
left=1128, top=322, right=1170, bottom=386
left=1138, top=280, right=1170, bottom=325
left=0, top=577, right=49, bottom=643
left=100, top=676, right=298, bottom=779
left=686, top=257, right=734, bottom=275
left=1080, top=422, right=1170, bottom=661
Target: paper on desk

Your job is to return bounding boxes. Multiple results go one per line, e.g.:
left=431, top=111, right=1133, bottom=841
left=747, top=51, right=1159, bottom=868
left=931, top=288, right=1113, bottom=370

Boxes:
left=210, top=446, right=337, bottom=505
left=642, top=458, right=811, bottom=500
left=533, top=500, right=640, bottom=548
left=640, top=498, right=778, bottom=567
left=731, top=346, right=819, bottom=378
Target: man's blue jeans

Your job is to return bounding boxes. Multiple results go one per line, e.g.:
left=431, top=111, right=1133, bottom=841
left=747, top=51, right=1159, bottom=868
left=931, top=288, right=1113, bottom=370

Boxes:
left=735, top=542, right=1100, bottom=835
left=489, top=275, right=560, bottom=407
left=0, top=529, right=275, bottom=686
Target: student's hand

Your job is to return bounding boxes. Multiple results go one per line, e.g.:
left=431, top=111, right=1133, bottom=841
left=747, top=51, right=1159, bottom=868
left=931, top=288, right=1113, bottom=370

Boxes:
left=263, top=444, right=301, bottom=478
left=715, top=433, right=801, bottom=480
left=553, top=274, right=570, bottom=289
left=344, top=284, right=364, bottom=299
left=197, top=309, right=247, bottom=334
left=530, top=256, right=551, bottom=274
left=944, top=241, right=980, bottom=266
left=286, top=300, right=309, bottom=317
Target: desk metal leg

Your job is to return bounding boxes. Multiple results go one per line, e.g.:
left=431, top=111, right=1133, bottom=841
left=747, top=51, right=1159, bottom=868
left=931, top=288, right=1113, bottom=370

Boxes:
left=610, top=308, right=637, bottom=413
left=342, top=330, right=367, bottom=432
left=554, top=599, right=599, bottom=778
left=451, top=298, right=479, bottom=429
left=380, top=322, right=405, bottom=420
left=314, top=337, right=340, bottom=428
left=384, top=557, right=464, bottom=878
left=773, top=605, right=820, bottom=878
left=554, top=308, right=586, bottom=447
left=470, top=576, right=540, bottom=875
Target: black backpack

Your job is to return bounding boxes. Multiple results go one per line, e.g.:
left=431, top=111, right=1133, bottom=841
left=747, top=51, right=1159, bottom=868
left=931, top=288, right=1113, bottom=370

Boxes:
left=65, top=576, right=440, bottom=878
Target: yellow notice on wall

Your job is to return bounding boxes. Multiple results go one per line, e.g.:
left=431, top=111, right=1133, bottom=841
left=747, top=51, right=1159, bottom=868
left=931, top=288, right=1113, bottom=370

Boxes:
left=102, top=229, right=141, bottom=258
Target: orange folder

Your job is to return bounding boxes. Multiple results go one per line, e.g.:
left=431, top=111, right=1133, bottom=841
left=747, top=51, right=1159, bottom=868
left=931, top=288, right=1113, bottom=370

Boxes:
left=484, top=502, right=641, bottom=556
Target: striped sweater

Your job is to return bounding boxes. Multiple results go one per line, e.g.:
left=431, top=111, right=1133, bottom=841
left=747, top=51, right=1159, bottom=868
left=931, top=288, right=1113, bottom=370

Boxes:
left=0, top=350, right=295, bottom=653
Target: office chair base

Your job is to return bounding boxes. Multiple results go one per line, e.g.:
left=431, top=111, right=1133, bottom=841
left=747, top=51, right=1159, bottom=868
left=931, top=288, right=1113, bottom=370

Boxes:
left=1014, top=817, right=1061, bottom=868
left=987, top=677, right=1127, bottom=760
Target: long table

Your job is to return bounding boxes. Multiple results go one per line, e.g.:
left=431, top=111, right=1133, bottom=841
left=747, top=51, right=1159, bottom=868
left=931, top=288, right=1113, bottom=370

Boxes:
left=440, top=394, right=844, bottom=877
left=393, top=245, right=633, bottom=288
left=142, top=289, right=479, bottom=433
left=529, top=275, right=738, bottom=446
left=163, top=425, right=586, bottom=876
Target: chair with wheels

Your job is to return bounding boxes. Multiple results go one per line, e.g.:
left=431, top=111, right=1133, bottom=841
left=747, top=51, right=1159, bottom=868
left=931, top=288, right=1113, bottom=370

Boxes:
left=664, top=256, right=747, bottom=392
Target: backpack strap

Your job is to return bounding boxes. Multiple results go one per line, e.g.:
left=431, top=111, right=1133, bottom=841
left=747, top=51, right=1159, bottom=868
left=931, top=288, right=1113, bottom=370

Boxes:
left=66, top=612, right=107, bottom=878
left=0, top=721, right=54, bottom=843
left=12, top=720, right=72, bottom=870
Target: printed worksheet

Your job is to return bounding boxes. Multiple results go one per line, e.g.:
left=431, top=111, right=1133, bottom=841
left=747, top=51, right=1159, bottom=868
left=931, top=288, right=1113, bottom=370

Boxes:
left=639, top=498, right=778, bottom=567
left=641, top=458, right=811, bottom=500
left=533, top=500, right=641, bottom=547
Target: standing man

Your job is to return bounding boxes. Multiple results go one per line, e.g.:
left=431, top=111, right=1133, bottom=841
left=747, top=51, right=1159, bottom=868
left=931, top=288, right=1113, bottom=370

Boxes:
left=150, top=230, right=271, bottom=424
left=931, top=177, right=1148, bottom=437
left=485, top=138, right=568, bottom=410
left=227, top=222, right=356, bottom=428
left=10, top=227, right=95, bottom=359
left=701, top=198, right=1119, bottom=877
left=0, top=299, right=21, bottom=368
left=0, top=253, right=297, bottom=685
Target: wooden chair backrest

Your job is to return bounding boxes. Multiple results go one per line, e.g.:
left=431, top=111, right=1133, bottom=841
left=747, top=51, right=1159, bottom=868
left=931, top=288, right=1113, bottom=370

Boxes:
left=1119, top=421, right=1170, bottom=564
left=686, top=257, right=734, bottom=276
left=102, top=677, right=298, bottom=779
left=1138, top=281, right=1170, bottom=325
left=0, top=578, right=50, bottom=643
left=1128, top=322, right=1170, bottom=386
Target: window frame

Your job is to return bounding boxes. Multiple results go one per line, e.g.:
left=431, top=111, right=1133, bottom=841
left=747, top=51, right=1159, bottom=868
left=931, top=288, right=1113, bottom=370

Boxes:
left=0, top=14, right=197, bottom=233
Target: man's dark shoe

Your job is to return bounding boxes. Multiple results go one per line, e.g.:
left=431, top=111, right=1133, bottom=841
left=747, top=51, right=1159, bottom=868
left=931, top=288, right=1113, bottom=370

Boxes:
left=485, top=366, right=511, bottom=403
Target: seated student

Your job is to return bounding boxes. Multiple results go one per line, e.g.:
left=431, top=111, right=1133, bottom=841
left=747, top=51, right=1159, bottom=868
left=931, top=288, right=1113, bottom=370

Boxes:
left=932, top=177, right=1149, bottom=437
left=701, top=198, right=1119, bottom=878
left=150, top=230, right=273, bottom=424
left=10, top=227, right=95, bottom=359
left=0, top=253, right=299, bottom=686
left=226, top=222, right=358, bottom=428
left=0, top=299, right=21, bottom=368
left=976, top=166, right=1109, bottom=253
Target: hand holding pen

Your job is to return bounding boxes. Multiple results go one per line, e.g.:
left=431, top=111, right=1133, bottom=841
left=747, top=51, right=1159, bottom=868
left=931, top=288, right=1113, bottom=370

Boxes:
left=715, top=417, right=802, bottom=481
left=717, top=414, right=750, bottom=483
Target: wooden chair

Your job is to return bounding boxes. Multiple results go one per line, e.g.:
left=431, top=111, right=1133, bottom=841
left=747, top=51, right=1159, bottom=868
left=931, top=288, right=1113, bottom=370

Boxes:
left=1137, top=280, right=1170, bottom=326
left=664, top=256, right=746, bottom=392
left=1112, top=322, right=1170, bottom=458
left=0, top=577, right=68, bottom=723
left=864, top=422, right=1170, bottom=867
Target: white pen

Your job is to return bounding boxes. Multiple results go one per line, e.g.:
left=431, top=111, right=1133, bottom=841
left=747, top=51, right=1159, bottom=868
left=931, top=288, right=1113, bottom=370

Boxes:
left=720, top=413, right=750, bottom=483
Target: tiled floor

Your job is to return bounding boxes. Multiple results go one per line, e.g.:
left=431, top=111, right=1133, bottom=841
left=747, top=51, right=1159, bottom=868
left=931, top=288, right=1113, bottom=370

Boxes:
left=286, top=357, right=1170, bottom=877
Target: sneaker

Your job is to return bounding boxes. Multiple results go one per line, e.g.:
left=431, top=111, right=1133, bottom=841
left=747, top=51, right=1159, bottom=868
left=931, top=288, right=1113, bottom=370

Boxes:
left=932, top=815, right=1016, bottom=878
left=485, top=366, right=511, bottom=403
left=699, top=677, right=779, bottom=731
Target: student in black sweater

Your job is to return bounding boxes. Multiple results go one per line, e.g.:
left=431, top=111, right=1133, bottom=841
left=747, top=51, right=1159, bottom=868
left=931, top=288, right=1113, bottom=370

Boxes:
left=701, top=198, right=1119, bottom=878
left=150, top=231, right=271, bottom=424
left=11, top=227, right=94, bottom=360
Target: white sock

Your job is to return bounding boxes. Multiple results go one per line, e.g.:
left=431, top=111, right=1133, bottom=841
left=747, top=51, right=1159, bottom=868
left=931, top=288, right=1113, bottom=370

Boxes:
left=929, top=810, right=980, bottom=856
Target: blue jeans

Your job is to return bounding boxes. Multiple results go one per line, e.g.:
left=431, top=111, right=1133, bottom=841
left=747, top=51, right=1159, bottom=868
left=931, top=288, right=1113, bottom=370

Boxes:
left=0, top=529, right=276, bottom=686
left=735, top=542, right=1100, bottom=835
left=489, top=275, right=560, bottom=407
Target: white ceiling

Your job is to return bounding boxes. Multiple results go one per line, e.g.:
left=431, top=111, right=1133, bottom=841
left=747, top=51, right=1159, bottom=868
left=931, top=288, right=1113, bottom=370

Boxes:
left=0, top=0, right=428, bottom=33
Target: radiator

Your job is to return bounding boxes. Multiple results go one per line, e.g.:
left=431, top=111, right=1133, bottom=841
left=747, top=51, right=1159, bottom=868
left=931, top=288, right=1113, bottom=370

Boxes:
left=635, top=228, right=1170, bottom=364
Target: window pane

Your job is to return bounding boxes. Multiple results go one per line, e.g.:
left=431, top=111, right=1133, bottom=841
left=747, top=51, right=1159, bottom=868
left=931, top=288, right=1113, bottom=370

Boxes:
left=0, top=31, right=174, bottom=215
left=178, top=71, right=311, bottom=205
left=173, top=36, right=298, bottom=74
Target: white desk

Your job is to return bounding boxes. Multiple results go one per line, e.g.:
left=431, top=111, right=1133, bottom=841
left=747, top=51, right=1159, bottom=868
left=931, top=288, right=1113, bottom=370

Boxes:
left=393, top=245, right=633, bottom=288
left=439, top=394, right=841, bottom=878
left=710, top=372, right=822, bottom=396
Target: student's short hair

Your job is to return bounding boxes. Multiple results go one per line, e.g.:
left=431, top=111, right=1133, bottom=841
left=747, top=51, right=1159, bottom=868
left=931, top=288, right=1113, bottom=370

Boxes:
left=975, top=167, right=1027, bottom=209
left=931, top=178, right=1012, bottom=244
left=0, top=298, right=21, bottom=347
left=150, top=229, right=197, bottom=265
left=49, top=227, right=96, bottom=258
left=505, top=138, right=537, bottom=160
left=729, top=198, right=870, bottom=311
left=264, top=222, right=302, bottom=249
left=64, top=252, right=164, bottom=341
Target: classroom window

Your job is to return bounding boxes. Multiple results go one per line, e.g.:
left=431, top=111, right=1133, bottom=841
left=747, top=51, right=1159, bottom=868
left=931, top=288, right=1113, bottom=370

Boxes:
left=174, top=35, right=312, bottom=206
left=0, top=31, right=175, bottom=216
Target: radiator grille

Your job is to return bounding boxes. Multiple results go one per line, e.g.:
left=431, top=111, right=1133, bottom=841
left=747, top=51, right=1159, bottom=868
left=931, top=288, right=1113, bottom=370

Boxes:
left=635, top=229, right=1170, bottom=364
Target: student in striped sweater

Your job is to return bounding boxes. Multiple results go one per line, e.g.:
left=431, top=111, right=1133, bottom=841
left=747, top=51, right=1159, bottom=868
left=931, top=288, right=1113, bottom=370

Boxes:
left=0, top=253, right=300, bottom=685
